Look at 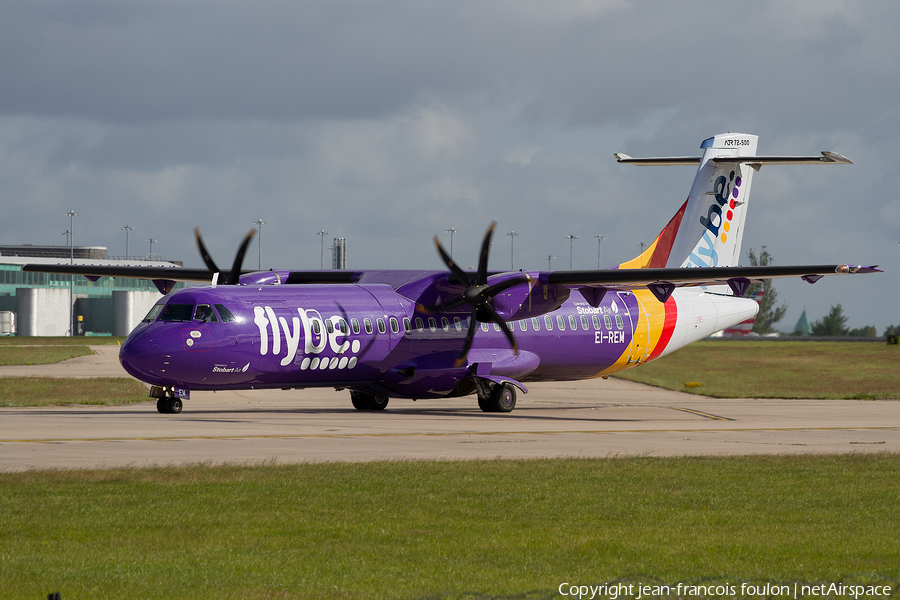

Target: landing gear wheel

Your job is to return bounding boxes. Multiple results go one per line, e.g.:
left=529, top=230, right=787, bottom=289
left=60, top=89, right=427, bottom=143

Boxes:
left=351, top=391, right=389, bottom=411
left=488, top=383, right=516, bottom=413
left=156, top=396, right=183, bottom=414
left=477, top=395, right=493, bottom=413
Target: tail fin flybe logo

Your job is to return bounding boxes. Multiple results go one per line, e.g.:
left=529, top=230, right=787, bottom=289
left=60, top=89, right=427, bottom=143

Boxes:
left=688, top=169, right=743, bottom=268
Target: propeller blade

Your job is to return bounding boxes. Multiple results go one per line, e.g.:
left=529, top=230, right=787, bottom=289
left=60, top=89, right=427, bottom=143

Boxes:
left=481, top=302, right=519, bottom=355
left=194, top=228, right=222, bottom=277
left=227, top=229, right=257, bottom=285
left=475, top=221, right=497, bottom=286
left=434, top=236, right=472, bottom=286
left=454, top=310, right=480, bottom=368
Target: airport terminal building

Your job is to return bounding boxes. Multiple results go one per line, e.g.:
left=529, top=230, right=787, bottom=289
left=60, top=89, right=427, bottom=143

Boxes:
left=0, top=244, right=182, bottom=336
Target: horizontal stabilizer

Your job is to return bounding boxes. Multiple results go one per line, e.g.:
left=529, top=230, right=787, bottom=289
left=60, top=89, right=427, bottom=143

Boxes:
left=616, top=151, right=852, bottom=166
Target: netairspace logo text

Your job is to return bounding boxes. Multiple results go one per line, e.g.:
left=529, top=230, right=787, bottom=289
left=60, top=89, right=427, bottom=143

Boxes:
left=557, top=582, right=894, bottom=600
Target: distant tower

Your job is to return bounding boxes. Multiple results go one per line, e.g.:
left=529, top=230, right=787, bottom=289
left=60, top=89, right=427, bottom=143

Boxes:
left=331, top=237, right=347, bottom=269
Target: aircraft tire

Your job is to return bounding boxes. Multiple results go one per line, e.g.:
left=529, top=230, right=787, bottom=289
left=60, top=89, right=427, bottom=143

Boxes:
left=168, top=398, right=183, bottom=414
left=477, top=396, right=493, bottom=413
left=489, top=384, right=516, bottom=413
left=350, top=391, right=389, bottom=411
left=157, top=398, right=168, bottom=414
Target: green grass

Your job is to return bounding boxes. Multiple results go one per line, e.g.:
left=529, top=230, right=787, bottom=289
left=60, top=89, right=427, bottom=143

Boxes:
left=0, top=336, right=124, bottom=346
left=1, top=456, right=898, bottom=599
left=616, top=341, right=900, bottom=399
left=0, top=345, right=94, bottom=365
left=0, top=377, right=149, bottom=406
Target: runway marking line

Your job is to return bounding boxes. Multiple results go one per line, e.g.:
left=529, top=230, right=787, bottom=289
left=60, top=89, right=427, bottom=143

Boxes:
left=3, top=425, right=898, bottom=444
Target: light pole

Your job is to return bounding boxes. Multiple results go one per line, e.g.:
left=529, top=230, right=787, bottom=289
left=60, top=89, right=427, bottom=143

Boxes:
left=122, top=225, right=133, bottom=259
left=445, top=226, right=458, bottom=258
left=147, top=238, right=157, bottom=260
left=62, top=230, right=70, bottom=246
left=317, top=230, right=328, bottom=269
left=594, top=234, right=604, bottom=269
left=253, top=218, right=266, bottom=270
left=638, top=241, right=647, bottom=255
left=507, top=231, right=518, bottom=270
left=546, top=255, right=554, bottom=269
left=65, top=210, right=77, bottom=337
left=564, top=234, right=580, bottom=270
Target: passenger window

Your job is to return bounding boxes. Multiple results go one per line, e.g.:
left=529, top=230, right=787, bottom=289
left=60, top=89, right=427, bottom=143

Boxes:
left=556, top=315, right=566, bottom=330
left=591, top=315, right=601, bottom=330
left=615, top=314, right=624, bottom=330
left=377, top=318, right=386, bottom=334
left=415, top=317, right=424, bottom=333
left=544, top=315, right=553, bottom=331
left=351, top=318, right=361, bottom=334
left=364, top=318, right=373, bottom=334
left=403, top=317, right=412, bottom=333
left=493, top=323, right=501, bottom=332
left=441, top=317, right=450, bottom=332
left=531, top=317, right=541, bottom=331
left=453, top=317, right=462, bottom=332
left=518, top=320, right=527, bottom=332
left=481, top=322, right=489, bottom=332
left=428, top=317, right=437, bottom=332
left=325, top=319, right=334, bottom=334
left=390, top=317, right=399, bottom=334
left=214, top=304, right=237, bottom=323
left=312, top=320, right=321, bottom=335
left=604, top=315, right=612, bottom=330
left=580, top=315, right=589, bottom=330
left=339, top=319, right=349, bottom=335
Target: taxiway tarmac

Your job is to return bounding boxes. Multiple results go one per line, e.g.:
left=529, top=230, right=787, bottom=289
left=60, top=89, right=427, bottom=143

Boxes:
left=1, top=346, right=897, bottom=471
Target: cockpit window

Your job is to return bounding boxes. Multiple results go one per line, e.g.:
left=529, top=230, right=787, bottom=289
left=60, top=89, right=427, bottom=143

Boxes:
left=214, top=304, right=237, bottom=323
left=160, top=303, right=195, bottom=322
left=194, top=304, right=219, bottom=323
left=142, top=303, right=165, bottom=323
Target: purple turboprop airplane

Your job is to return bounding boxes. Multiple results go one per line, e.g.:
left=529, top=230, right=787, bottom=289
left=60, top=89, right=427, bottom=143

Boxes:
left=25, top=133, right=879, bottom=414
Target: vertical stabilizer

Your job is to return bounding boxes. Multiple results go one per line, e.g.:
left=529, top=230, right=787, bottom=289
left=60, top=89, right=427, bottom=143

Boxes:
left=615, top=133, right=850, bottom=277
left=616, top=133, right=758, bottom=270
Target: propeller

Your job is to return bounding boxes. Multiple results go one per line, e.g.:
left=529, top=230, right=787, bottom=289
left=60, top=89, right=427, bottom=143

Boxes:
left=422, top=221, right=531, bottom=367
left=194, top=227, right=257, bottom=285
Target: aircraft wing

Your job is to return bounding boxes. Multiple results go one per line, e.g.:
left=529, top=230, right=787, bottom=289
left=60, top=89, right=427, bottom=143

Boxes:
left=543, top=264, right=880, bottom=303
left=21, top=264, right=214, bottom=282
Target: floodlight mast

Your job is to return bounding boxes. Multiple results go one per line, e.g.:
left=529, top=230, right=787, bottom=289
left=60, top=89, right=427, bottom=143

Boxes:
left=507, top=230, right=518, bottom=270
left=446, top=226, right=458, bottom=258
left=65, top=210, right=77, bottom=337
left=317, top=230, right=327, bottom=269
left=122, top=225, right=133, bottom=259
left=564, top=234, right=579, bottom=270
left=595, top=234, right=604, bottom=269
left=253, top=219, right=266, bottom=270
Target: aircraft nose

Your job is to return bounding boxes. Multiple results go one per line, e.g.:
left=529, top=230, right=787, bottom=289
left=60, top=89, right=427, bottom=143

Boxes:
left=119, top=324, right=168, bottom=383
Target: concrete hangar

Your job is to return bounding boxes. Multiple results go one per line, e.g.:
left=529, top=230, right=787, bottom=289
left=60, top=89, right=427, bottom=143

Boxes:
left=0, top=244, right=183, bottom=337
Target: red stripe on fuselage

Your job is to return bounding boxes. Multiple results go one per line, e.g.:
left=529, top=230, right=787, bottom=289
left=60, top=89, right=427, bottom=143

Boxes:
left=646, top=297, right=677, bottom=361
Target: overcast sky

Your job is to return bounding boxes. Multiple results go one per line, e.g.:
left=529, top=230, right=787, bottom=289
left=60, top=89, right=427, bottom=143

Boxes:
left=1, top=0, right=897, bottom=332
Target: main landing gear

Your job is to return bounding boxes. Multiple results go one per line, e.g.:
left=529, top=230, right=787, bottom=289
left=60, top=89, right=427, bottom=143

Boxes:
left=350, top=391, right=389, bottom=411
left=476, top=382, right=516, bottom=413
